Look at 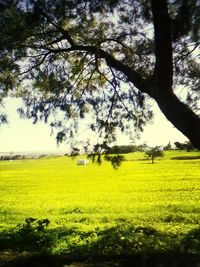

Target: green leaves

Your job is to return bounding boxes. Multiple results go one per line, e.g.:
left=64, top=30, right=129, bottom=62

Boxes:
left=0, top=0, right=154, bottom=144
left=0, top=0, right=199, bottom=148
left=171, top=0, right=200, bottom=42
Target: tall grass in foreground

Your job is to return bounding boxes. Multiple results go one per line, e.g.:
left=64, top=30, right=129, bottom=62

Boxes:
left=0, top=150, right=200, bottom=256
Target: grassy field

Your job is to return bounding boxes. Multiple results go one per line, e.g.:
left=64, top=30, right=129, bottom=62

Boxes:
left=0, top=150, right=200, bottom=258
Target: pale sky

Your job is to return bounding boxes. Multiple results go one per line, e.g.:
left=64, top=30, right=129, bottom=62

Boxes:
left=0, top=97, right=187, bottom=153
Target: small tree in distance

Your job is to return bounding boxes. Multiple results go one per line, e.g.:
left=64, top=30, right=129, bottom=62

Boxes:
left=69, top=147, right=80, bottom=158
left=145, top=146, right=164, bottom=164
left=163, top=142, right=172, bottom=151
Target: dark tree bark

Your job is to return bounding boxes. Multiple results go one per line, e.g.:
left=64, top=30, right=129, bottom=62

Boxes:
left=84, top=0, right=200, bottom=150
left=71, top=0, right=200, bottom=149
left=149, top=0, right=200, bottom=149
left=94, top=0, right=200, bottom=150
left=154, top=92, right=200, bottom=150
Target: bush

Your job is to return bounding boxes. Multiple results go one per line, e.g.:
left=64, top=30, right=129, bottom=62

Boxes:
left=0, top=218, right=53, bottom=252
left=105, top=145, right=137, bottom=154
left=181, top=227, right=200, bottom=254
left=171, top=156, right=200, bottom=160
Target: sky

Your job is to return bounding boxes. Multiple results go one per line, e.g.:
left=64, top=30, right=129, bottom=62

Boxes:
left=0, top=97, right=188, bottom=153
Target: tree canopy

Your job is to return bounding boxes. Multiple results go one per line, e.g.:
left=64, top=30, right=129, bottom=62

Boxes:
left=0, top=0, right=199, bottom=150
left=145, top=146, right=164, bottom=164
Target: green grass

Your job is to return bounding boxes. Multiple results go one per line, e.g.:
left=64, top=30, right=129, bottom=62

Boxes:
left=0, top=150, right=200, bottom=257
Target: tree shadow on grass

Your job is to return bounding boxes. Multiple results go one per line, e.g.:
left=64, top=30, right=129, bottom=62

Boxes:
left=1, top=253, right=200, bottom=267
left=0, top=218, right=53, bottom=253
left=1, top=219, right=200, bottom=266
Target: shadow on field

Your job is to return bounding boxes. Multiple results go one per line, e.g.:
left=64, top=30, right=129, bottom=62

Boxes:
left=1, top=218, right=200, bottom=266
left=1, top=253, right=200, bottom=267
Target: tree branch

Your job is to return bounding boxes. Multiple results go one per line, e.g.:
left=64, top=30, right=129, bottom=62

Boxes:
left=30, top=0, right=152, bottom=97
left=98, top=38, right=127, bottom=48
left=76, top=45, right=149, bottom=94
left=31, top=0, right=75, bottom=46
left=13, top=51, right=52, bottom=77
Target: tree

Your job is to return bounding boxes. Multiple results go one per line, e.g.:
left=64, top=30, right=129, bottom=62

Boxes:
left=145, top=146, right=164, bottom=164
left=174, top=141, right=196, bottom=151
left=69, top=147, right=80, bottom=157
left=163, top=142, right=172, bottom=151
left=174, top=141, right=185, bottom=150
left=0, top=0, right=199, bottom=149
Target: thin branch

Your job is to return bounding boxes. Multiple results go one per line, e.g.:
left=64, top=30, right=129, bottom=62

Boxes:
left=12, top=51, right=52, bottom=78
left=32, top=0, right=75, bottom=46
left=43, top=36, right=65, bottom=48
left=69, top=58, right=96, bottom=90
left=95, top=62, right=136, bottom=121
left=182, top=42, right=200, bottom=59
left=70, top=45, right=148, bottom=94
left=105, top=91, right=116, bottom=123
left=109, top=67, right=136, bottom=119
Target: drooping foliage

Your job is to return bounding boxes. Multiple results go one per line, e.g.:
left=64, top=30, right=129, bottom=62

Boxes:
left=0, top=0, right=199, bottom=149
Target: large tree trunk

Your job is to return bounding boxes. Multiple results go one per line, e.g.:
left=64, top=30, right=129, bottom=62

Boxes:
left=83, top=0, right=200, bottom=150
left=150, top=0, right=200, bottom=150
left=154, top=92, right=200, bottom=150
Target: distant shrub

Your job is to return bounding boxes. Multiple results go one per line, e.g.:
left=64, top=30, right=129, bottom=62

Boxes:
left=105, top=145, right=137, bottom=154
left=163, top=142, right=172, bottom=150
left=0, top=154, right=26, bottom=160
left=38, top=154, right=48, bottom=159
left=69, top=147, right=80, bottom=158
left=174, top=141, right=196, bottom=151
left=171, top=156, right=200, bottom=160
